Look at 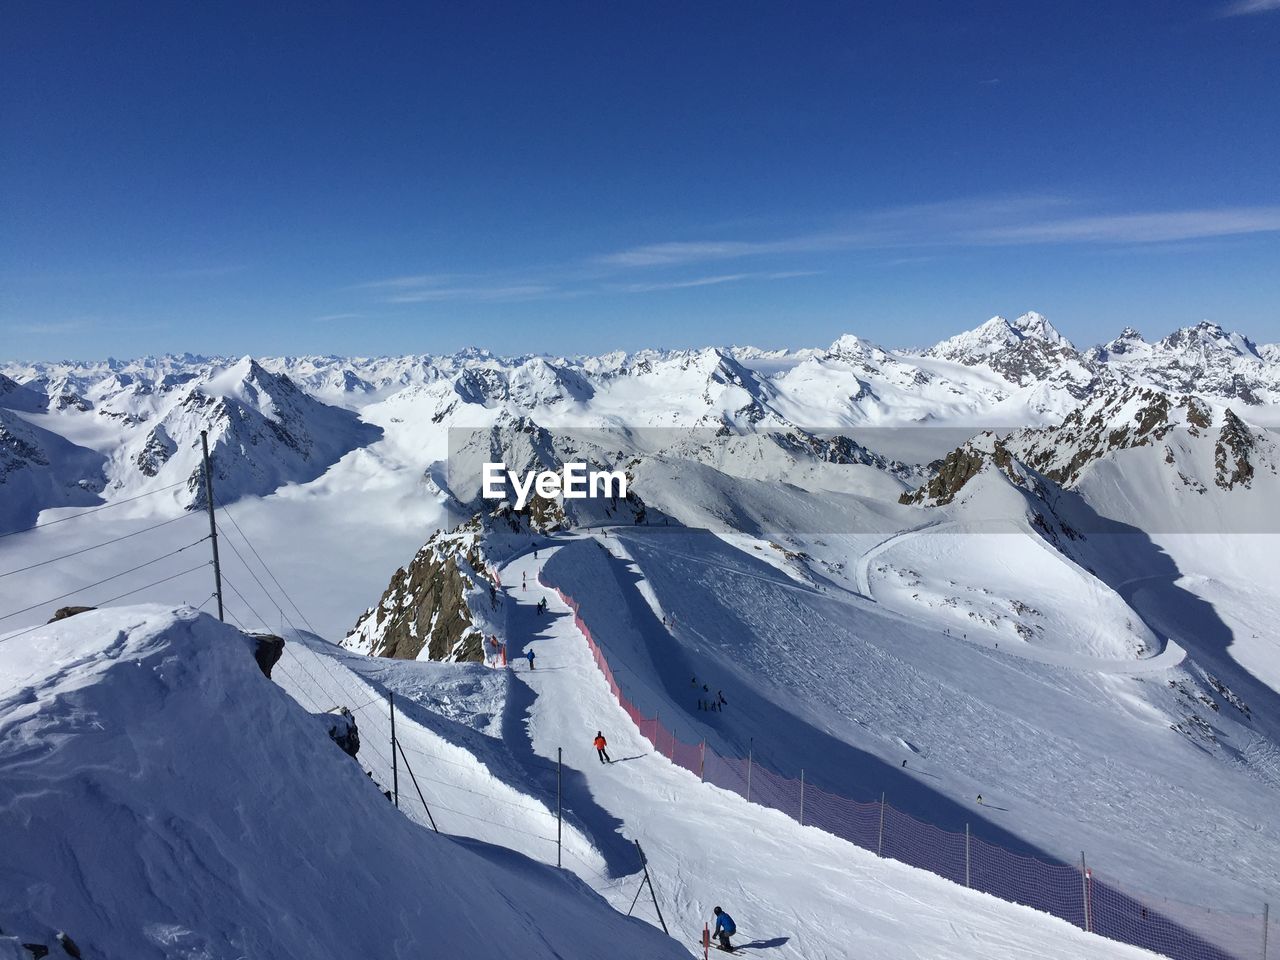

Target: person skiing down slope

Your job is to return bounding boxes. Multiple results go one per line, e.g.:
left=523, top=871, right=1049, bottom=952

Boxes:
left=526, top=648, right=536, bottom=670
left=594, top=732, right=611, bottom=764
left=712, top=906, right=736, bottom=952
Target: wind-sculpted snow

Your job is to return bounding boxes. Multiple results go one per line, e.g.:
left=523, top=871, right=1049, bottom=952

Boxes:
left=0, top=605, right=689, bottom=960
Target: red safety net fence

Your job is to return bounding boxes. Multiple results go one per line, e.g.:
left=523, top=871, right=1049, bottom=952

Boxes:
left=543, top=579, right=1273, bottom=960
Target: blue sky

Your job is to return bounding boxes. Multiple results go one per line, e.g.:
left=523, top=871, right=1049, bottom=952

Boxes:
left=3, top=0, right=1279, bottom=360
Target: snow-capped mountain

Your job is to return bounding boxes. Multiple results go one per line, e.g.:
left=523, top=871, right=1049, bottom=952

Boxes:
left=1087, top=321, right=1280, bottom=404
left=921, top=312, right=1093, bottom=389
left=0, top=411, right=104, bottom=534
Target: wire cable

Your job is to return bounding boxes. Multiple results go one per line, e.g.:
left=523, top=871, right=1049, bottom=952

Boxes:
left=0, top=480, right=191, bottom=539
left=214, top=495, right=320, bottom=635
left=0, top=561, right=211, bottom=644
left=0, top=537, right=210, bottom=624
left=0, top=511, right=198, bottom=579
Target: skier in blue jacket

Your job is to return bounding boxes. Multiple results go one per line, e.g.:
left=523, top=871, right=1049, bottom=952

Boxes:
left=712, top=906, right=736, bottom=952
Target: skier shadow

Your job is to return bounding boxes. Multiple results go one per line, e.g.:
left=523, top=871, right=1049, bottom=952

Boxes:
left=542, top=526, right=1249, bottom=960
left=736, top=937, right=789, bottom=950
left=607, top=754, right=646, bottom=764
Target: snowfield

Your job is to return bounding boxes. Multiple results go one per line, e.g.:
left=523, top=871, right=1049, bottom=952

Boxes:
left=4, top=312, right=1280, bottom=959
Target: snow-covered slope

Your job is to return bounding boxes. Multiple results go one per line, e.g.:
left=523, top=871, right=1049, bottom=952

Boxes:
left=0, top=605, right=689, bottom=960
left=0, top=409, right=105, bottom=534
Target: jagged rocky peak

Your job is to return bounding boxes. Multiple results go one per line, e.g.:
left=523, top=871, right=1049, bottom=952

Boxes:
left=923, top=311, right=1086, bottom=387
left=507, top=357, right=595, bottom=407
left=1092, top=320, right=1276, bottom=404
left=1090, top=327, right=1148, bottom=362
left=1159, top=320, right=1261, bottom=359
left=1215, top=409, right=1257, bottom=490
left=342, top=519, right=492, bottom=662
left=898, top=435, right=1043, bottom=506
left=1006, top=386, right=1207, bottom=487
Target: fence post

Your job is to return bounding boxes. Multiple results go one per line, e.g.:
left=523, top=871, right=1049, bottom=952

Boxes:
left=557, top=747, right=563, bottom=868
left=878, top=792, right=886, bottom=857
left=799, top=769, right=805, bottom=826
left=1080, top=852, right=1091, bottom=932
left=965, top=823, right=971, bottom=888
left=389, top=691, right=399, bottom=809
left=746, top=748, right=753, bottom=803
left=1262, top=902, right=1269, bottom=960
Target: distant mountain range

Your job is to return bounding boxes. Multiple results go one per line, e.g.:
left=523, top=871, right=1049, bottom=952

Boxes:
left=2, top=313, right=1278, bottom=533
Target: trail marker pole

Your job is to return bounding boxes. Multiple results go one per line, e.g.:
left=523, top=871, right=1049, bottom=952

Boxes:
left=878, top=792, right=886, bottom=857
left=700, top=740, right=706, bottom=782
left=199, top=430, right=224, bottom=622
left=1261, top=901, right=1269, bottom=960
left=390, top=691, right=399, bottom=809
left=557, top=747, right=563, bottom=868
left=799, top=769, right=806, bottom=826
left=746, top=748, right=753, bottom=803
left=1080, top=852, right=1091, bottom=932
left=965, top=823, right=971, bottom=887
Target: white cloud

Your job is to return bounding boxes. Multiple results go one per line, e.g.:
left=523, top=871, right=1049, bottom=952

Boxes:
left=385, top=284, right=557, bottom=303
left=969, top=206, right=1280, bottom=244
left=614, top=271, right=817, bottom=294
left=1223, top=0, right=1280, bottom=14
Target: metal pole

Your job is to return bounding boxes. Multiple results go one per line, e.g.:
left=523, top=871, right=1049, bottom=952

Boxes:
left=557, top=747, right=563, bottom=868
left=390, top=691, right=399, bottom=809
left=1262, top=901, right=1269, bottom=960
left=1080, top=852, right=1090, bottom=932
left=394, top=738, right=438, bottom=832
left=965, top=823, right=971, bottom=887
left=799, top=769, right=806, bottom=826
left=635, top=841, right=669, bottom=935
left=199, top=430, right=224, bottom=622
left=878, top=792, right=886, bottom=857
left=746, top=748, right=753, bottom=803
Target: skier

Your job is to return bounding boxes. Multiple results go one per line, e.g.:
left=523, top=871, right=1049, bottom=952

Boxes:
left=712, top=906, right=736, bottom=952
left=594, top=731, right=611, bottom=764
left=526, top=648, right=536, bottom=670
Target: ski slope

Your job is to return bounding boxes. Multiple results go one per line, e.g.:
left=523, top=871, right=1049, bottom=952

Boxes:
left=471, top=545, right=1163, bottom=960
left=527, top=529, right=1280, bottom=918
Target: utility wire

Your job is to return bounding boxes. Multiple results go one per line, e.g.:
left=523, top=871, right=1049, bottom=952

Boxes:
left=214, top=495, right=319, bottom=635
left=0, top=561, right=211, bottom=644
left=0, top=537, right=210, bottom=623
left=0, top=480, right=191, bottom=539
left=0, top=512, right=198, bottom=579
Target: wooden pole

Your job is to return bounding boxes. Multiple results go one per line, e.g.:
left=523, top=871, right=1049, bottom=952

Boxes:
left=199, top=430, right=223, bottom=622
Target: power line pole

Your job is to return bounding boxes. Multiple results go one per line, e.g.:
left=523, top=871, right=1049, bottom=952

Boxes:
left=390, top=691, right=399, bottom=809
left=200, top=430, right=224, bottom=622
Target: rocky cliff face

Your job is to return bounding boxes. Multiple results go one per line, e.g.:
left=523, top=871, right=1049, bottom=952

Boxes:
left=342, top=522, right=490, bottom=662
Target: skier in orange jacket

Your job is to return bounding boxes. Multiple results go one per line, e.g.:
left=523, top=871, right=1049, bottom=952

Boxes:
left=593, top=732, right=612, bottom=764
